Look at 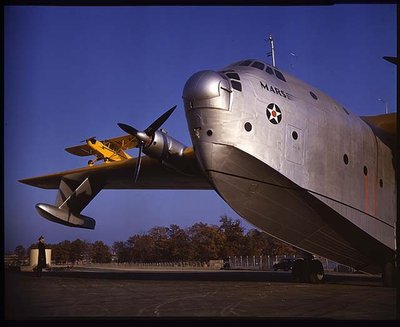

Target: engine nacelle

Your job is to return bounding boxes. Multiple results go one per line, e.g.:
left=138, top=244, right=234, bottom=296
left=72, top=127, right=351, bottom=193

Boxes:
left=36, top=203, right=96, bottom=229
left=143, top=130, right=187, bottom=162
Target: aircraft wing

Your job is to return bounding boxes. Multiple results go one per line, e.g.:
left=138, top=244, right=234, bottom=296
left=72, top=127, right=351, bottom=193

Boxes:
left=65, top=135, right=138, bottom=157
left=20, top=147, right=211, bottom=229
left=361, top=113, right=397, bottom=149
left=20, top=148, right=211, bottom=190
left=383, top=56, right=398, bottom=65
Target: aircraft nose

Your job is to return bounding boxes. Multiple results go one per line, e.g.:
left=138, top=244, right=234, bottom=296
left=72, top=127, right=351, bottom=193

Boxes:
left=182, top=70, right=231, bottom=111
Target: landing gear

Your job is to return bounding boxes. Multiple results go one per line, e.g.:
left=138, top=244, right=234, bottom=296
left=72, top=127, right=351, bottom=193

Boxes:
left=88, top=157, right=101, bottom=166
left=292, top=257, right=325, bottom=283
left=309, top=259, right=325, bottom=283
left=88, top=157, right=108, bottom=166
left=382, top=261, right=396, bottom=287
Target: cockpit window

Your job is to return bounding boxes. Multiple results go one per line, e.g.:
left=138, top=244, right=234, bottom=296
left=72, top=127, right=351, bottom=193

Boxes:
left=266, top=66, right=274, bottom=75
left=239, top=60, right=253, bottom=66
left=226, top=72, right=240, bottom=80
left=233, top=59, right=287, bottom=84
left=274, top=69, right=287, bottom=82
left=231, top=80, right=242, bottom=92
left=251, top=61, right=265, bottom=70
left=219, top=70, right=242, bottom=92
left=220, top=74, right=229, bottom=81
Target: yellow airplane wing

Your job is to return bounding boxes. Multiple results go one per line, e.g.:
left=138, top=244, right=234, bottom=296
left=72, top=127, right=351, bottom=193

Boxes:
left=65, top=135, right=138, bottom=157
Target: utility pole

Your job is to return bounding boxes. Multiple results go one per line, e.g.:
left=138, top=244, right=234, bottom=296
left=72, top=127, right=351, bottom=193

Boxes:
left=267, top=34, right=276, bottom=67
left=378, top=98, right=389, bottom=114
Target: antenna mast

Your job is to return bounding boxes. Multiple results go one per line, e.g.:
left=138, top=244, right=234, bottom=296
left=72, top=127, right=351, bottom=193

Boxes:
left=267, top=34, right=276, bottom=67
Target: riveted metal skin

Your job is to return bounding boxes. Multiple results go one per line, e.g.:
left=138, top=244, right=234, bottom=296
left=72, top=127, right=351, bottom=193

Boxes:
left=183, top=59, right=396, bottom=274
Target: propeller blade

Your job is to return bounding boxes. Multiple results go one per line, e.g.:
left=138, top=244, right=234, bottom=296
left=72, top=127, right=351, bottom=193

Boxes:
left=118, top=123, right=151, bottom=145
left=81, top=136, right=96, bottom=143
left=117, top=123, right=139, bottom=136
left=144, top=105, right=176, bottom=135
left=133, top=142, right=143, bottom=183
left=117, top=105, right=177, bottom=182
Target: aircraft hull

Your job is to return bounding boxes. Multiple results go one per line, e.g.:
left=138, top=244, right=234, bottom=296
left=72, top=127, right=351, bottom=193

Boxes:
left=197, top=141, right=393, bottom=274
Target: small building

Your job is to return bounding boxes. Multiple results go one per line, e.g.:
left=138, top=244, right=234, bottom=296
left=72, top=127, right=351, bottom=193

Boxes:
left=29, top=248, right=52, bottom=267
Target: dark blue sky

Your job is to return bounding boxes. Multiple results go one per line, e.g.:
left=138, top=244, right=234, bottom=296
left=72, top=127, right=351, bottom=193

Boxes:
left=4, top=5, right=396, bottom=252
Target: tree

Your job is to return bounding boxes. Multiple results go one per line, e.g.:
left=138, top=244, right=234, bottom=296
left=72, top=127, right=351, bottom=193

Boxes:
left=127, top=234, right=156, bottom=262
left=90, top=241, right=111, bottom=263
left=218, top=215, right=246, bottom=257
left=112, top=241, right=131, bottom=263
left=187, top=223, right=225, bottom=262
left=52, top=240, right=71, bottom=264
left=70, top=239, right=89, bottom=264
left=245, top=229, right=273, bottom=256
left=167, top=224, right=191, bottom=261
left=267, top=236, right=297, bottom=256
left=148, top=226, right=170, bottom=261
left=26, top=216, right=299, bottom=265
left=14, top=245, right=27, bottom=263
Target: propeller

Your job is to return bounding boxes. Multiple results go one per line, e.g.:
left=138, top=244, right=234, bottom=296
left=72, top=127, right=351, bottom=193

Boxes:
left=81, top=136, right=97, bottom=143
left=117, top=105, right=176, bottom=182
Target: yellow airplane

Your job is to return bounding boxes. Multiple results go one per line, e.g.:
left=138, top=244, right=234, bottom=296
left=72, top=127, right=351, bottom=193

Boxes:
left=65, top=135, right=136, bottom=166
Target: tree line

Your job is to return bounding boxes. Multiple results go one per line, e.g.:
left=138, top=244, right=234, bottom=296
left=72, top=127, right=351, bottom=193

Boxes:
left=9, top=216, right=298, bottom=264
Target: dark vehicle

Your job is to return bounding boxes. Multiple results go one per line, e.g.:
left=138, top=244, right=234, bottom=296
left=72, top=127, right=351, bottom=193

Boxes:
left=273, top=258, right=294, bottom=271
left=221, top=260, right=230, bottom=270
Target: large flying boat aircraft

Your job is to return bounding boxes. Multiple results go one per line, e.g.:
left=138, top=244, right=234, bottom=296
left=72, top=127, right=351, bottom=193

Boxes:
left=20, top=46, right=397, bottom=285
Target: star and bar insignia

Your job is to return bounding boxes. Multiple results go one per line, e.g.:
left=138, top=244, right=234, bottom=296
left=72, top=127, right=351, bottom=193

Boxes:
left=266, top=103, right=282, bottom=124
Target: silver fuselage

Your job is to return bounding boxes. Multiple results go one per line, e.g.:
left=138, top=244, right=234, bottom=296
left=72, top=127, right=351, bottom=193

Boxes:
left=183, top=59, right=396, bottom=274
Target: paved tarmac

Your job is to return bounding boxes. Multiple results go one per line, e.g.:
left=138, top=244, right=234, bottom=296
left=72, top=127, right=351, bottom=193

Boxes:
left=4, top=268, right=396, bottom=321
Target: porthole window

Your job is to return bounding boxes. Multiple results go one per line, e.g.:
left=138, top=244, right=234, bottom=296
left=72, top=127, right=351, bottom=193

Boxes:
left=363, top=166, right=368, bottom=176
left=310, top=91, right=318, bottom=100
left=244, top=122, right=252, bottom=132
left=343, top=154, right=349, bottom=165
left=207, top=130, right=213, bottom=136
left=292, top=131, right=298, bottom=140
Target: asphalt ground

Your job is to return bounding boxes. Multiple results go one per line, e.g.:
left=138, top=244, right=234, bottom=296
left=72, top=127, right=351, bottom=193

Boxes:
left=3, top=268, right=397, bottom=322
